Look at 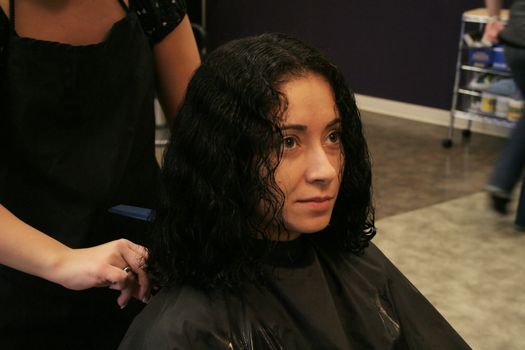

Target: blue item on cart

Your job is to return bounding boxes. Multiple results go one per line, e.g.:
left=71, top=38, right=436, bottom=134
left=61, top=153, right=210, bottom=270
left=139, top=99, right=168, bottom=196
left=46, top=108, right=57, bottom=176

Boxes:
left=492, top=45, right=509, bottom=71
left=468, top=47, right=492, bottom=67
left=487, top=78, right=522, bottom=99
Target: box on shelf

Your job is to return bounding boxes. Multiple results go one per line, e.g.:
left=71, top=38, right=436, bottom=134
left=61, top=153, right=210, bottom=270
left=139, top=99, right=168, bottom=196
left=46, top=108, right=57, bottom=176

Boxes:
left=467, top=45, right=509, bottom=70
left=495, top=96, right=511, bottom=118
left=508, top=99, right=524, bottom=121
left=468, top=47, right=492, bottom=67
left=492, top=45, right=509, bottom=71
left=480, top=92, right=497, bottom=113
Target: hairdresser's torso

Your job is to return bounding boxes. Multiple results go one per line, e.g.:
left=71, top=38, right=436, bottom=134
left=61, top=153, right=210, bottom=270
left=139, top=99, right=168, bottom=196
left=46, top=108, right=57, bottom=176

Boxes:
left=0, top=0, right=130, bottom=45
left=0, top=0, right=159, bottom=246
left=0, top=0, right=163, bottom=348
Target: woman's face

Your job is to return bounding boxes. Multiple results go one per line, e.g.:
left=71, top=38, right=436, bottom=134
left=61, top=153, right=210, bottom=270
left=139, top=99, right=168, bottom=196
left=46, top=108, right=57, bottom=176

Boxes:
left=274, top=73, right=343, bottom=240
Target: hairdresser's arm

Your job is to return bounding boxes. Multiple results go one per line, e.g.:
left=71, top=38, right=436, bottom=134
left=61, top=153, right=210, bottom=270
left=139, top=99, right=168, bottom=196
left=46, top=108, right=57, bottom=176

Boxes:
left=484, top=0, right=505, bottom=44
left=486, top=0, right=503, bottom=16
left=153, top=15, right=201, bottom=123
left=0, top=204, right=150, bottom=307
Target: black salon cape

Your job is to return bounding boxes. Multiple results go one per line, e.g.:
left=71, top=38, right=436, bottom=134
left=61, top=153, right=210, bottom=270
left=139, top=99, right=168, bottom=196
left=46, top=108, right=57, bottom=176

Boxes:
left=119, top=237, right=470, bottom=349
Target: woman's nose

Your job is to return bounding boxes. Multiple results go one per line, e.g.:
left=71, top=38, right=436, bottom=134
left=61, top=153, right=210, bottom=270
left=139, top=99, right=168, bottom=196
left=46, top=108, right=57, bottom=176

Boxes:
left=304, top=147, right=338, bottom=185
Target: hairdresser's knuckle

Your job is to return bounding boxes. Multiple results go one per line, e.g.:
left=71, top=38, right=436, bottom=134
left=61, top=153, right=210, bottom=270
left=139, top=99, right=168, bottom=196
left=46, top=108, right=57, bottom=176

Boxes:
left=114, top=238, right=130, bottom=249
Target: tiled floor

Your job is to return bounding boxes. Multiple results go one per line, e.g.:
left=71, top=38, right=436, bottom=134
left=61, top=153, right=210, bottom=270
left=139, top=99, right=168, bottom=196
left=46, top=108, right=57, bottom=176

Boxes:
left=375, top=192, right=525, bottom=350
left=363, top=111, right=507, bottom=219
left=362, top=111, right=524, bottom=350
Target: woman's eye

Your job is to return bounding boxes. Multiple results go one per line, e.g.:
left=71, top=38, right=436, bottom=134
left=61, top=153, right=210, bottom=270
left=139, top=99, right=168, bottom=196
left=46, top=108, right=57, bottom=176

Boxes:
left=328, top=131, right=341, bottom=143
left=282, top=136, right=297, bottom=149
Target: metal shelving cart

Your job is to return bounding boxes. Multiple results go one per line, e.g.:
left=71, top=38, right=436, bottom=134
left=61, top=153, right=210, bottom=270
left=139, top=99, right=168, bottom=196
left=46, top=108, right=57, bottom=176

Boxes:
left=443, top=8, right=516, bottom=148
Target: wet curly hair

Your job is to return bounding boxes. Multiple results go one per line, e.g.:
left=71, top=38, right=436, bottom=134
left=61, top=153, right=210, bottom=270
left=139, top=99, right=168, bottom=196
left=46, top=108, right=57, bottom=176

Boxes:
left=147, top=33, right=375, bottom=291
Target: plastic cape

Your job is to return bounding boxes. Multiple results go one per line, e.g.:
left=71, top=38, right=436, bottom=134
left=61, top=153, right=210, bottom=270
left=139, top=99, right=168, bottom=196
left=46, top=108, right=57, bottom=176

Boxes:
left=119, top=238, right=471, bottom=350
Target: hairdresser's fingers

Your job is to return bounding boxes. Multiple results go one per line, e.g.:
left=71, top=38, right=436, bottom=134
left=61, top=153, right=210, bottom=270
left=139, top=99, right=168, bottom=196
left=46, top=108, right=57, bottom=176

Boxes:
left=116, top=275, right=138, bottom=309
left=104, top=265, right=139, bottom=308
left=120, top=240, right=150, bottom=301
left=105, top=266, right=131, bottom=290
left=127, top=241, right=149, bottom=268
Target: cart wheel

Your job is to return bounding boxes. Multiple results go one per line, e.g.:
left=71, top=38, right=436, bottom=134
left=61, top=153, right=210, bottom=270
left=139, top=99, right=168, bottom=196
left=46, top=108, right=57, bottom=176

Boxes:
left=442, top=139, right=453, bottom=148
left=462, top=129, right=472, bottom=138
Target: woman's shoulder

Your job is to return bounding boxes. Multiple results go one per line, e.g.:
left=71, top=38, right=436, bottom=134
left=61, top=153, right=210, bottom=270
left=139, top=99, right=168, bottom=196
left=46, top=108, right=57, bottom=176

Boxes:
left=315, top=238, right=392, bottom=273
left=361, top=242, right=394, bottom=267
left=312, top=239, right=404, bottom=297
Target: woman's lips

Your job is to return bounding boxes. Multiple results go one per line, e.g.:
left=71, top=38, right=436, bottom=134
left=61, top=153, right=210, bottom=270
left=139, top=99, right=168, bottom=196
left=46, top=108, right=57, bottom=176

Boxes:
left=296, top=196, right=334, bottom=211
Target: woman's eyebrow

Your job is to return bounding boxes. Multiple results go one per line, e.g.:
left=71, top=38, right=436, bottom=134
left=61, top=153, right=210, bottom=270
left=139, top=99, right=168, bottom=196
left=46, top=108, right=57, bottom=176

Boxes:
left=281, top=124, right=307, bottom=131
left=326, top=118, right=342, bottom=129
left=281, top=117, right=341, bottom=132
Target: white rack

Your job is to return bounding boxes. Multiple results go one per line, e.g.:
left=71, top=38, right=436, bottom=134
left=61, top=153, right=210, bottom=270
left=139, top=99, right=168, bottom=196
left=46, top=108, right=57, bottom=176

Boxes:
left=443, top=8, right=520, bottom=148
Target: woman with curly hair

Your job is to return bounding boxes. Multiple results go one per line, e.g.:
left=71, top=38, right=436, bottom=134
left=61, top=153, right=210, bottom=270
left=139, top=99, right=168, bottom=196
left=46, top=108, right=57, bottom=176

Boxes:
left=119, top=33, right=470, bottom=349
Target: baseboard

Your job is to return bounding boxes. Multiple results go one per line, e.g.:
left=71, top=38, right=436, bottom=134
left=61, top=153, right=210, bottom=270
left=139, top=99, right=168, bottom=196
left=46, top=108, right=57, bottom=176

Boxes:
left=354, top=94, right=510, bottom=138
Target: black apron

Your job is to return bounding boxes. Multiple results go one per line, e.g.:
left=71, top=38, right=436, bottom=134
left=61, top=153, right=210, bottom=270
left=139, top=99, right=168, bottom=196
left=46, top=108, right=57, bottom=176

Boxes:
left=0, top=0, right=160, bottom=348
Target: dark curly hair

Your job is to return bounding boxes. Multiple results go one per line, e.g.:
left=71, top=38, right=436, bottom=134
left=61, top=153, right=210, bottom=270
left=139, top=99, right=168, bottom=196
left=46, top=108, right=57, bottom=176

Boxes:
left=147, top=33, right=375, bottom=291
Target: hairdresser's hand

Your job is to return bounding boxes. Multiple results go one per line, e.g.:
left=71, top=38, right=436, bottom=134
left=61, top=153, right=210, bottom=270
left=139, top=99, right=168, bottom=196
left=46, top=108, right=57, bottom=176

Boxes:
left=51, top=239, right=150, bottom=308
left=483, top=20, right=504, bottom=45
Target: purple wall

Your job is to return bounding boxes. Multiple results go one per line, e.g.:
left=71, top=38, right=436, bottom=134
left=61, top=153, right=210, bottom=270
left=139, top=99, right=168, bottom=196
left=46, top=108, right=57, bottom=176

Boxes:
left=203, top=0, right=487, bottom=110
